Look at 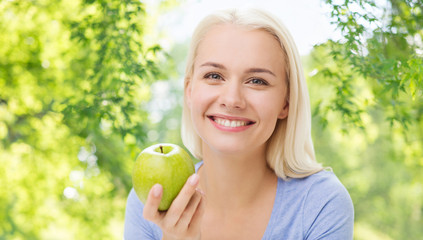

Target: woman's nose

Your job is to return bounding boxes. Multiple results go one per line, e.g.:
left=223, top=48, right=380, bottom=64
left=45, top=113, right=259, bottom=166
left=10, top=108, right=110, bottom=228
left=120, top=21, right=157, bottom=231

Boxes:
left=218, top=81, right=246, bottom=110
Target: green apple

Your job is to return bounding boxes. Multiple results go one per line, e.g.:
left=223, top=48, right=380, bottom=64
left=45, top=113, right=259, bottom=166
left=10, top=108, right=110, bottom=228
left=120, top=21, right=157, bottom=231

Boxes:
left=132, top=143, right=195, bottom=211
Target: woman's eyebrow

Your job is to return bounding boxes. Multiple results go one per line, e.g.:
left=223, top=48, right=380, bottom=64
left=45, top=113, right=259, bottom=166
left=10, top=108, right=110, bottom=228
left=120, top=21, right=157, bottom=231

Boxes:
left=246, top=68, right=276, bottom=77
left=200, top=62, right=226, bottom=69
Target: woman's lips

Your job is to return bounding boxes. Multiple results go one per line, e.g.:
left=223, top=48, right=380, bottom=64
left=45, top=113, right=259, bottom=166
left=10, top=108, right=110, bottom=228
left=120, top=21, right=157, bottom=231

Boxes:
left=207, top=115, right=255, bottom=131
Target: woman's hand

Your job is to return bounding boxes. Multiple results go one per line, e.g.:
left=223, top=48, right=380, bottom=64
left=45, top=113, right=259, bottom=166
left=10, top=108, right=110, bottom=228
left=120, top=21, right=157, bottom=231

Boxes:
left=143, top=174, right=206, bottom=240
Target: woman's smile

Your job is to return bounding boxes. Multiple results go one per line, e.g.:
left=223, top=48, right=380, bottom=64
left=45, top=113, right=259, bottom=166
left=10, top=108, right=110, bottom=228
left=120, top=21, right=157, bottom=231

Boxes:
left=207, top=114, right=256, bottom=132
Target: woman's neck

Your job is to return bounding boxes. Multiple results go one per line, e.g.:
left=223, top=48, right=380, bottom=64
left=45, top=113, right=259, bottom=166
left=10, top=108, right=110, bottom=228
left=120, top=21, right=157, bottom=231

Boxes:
left=198, top=143, right=277, bottom=214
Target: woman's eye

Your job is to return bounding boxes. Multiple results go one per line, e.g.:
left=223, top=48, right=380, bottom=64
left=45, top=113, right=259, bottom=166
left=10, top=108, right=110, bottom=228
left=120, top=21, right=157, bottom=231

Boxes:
left=249, top=78, right=268, bottom=85
left=204, top=73, right=223, bottom=80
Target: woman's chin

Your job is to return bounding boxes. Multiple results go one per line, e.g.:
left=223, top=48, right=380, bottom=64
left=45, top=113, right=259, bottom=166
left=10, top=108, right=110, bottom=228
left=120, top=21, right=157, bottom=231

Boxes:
left=203, top=140, right=264, bottom=159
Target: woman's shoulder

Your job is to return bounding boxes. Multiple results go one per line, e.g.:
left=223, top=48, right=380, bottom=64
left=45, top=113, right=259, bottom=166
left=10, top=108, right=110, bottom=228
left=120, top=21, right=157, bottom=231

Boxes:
left=300, top=169, right=353, bottom=208
left=278, top=169, right=353, bottom=214
left=280, top=169, right=348, bottom=196
left=302, top=170, right=354, bottom=238
left=271, top=170, right=354, bottom=239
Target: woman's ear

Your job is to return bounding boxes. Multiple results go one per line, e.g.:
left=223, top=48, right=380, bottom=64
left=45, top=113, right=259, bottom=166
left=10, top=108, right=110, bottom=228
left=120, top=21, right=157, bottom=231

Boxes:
left=185, top=78, right=192, bottom=109
left=278, top=100, right=289, bottom=120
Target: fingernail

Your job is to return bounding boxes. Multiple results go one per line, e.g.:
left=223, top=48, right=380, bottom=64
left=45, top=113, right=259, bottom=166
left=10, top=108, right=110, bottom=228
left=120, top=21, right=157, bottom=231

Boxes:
left=189, top=173, right=199, bottom=186
left=153, top=184, right=162, bottom=197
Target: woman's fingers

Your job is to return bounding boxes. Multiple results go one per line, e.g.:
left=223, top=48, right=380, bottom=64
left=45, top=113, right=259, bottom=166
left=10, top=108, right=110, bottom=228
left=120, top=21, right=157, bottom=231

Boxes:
left=187, top=190, right=206, bottom=232
left=143, top=184, right=165, bottom=222
left=142, top=174, right=205, bottom=239
left=175, top=189, right=203, bottom=228
left=164, top=174, right=200, bottom=226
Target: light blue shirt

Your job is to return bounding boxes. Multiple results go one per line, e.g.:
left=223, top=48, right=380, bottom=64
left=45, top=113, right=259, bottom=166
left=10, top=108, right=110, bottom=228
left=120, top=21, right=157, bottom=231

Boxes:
left=124, top=163, right=354, bottom=239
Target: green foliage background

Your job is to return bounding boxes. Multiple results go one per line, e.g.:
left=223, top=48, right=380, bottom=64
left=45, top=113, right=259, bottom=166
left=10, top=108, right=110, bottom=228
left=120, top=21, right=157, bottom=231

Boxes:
left=0, top=0, right=422, bottom=239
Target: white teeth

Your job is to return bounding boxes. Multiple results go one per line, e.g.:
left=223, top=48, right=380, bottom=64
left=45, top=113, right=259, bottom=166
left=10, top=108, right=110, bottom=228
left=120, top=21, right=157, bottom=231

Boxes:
left=214, top=118, right=248, bottom=127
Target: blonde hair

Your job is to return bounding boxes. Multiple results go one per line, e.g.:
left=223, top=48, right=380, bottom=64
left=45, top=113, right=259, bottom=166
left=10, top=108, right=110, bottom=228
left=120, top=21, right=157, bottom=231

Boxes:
left=181, top=8, right=323, bottom=179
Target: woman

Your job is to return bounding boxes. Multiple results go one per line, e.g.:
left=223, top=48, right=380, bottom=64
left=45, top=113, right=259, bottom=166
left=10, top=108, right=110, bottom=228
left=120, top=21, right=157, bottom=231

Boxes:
left=125, top=8, right=354, bottom=240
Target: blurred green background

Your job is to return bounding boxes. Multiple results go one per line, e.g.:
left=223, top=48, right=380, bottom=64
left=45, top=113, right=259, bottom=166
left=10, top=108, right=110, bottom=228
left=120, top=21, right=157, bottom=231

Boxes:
left=0, top=0, right=422, bottom=239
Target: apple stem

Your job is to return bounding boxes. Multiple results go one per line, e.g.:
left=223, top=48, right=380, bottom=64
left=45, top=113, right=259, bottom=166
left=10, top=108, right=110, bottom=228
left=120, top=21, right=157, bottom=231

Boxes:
left=160, top=145, right=163, bottom=154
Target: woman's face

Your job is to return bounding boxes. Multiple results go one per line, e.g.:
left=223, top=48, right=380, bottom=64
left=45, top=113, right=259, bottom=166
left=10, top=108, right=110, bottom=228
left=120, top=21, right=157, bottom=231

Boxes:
left=186, top=24, right=289, bottom=156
